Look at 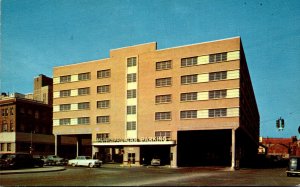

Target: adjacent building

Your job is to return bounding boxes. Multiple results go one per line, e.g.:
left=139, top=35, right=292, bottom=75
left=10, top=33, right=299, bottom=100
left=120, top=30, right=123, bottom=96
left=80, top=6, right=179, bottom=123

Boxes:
left=0, top=74, right=54, bottom=155
left=53, top=37, right=260, bottom=168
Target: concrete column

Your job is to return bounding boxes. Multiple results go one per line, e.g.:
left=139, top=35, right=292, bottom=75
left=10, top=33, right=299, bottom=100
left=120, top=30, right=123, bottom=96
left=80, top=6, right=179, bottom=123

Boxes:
left=54, top=134, right=60, bottom=155
left=231, top=128, right=236, bottom=170
left=92, top=146, right=99, bottom=159
left=76, top=136, right=82, bottom=157
left=170, top=145, right=177, bottom=168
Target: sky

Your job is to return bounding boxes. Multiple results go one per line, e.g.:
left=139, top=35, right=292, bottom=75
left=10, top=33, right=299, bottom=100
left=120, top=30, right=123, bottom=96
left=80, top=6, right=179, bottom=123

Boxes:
left=1, top=0, right=299, bottom=138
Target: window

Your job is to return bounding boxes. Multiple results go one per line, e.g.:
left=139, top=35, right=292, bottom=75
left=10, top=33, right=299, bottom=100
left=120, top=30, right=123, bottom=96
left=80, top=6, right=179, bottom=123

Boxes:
left=209, top=90, right=227, bottom=99
left=127, top=89, right=136, bottom=99
left=78, top=87, right=90, bottom=95
left=60, top=90, right=71, bottom=97
left=60, top=75, right=71, bottom=83
left=59, top=118, right=71, bottom=125
left=155, top=112, right=171, bottom=120
left=78, top=117, right=90, bottom=125
left=155, top=131, right=171, bottom=139
left=97, top=85, right=110, bottom=93
left=60, top=104, right=71, bottom=111
left=209, top=52, right=227, bottom=63
left=10, top=107, right=14, bottom=115
left=155, top=95, right=172, bottom=104
left=181, top=57, right=197, bottom=67
left=0, top=143, right=4, bottom=151
left=127, top=57, right=137, bottom=67
left=127, top=73, right=137, bottom=83
left=97, top=69, right=111, bottom=79
left=78, top=102, right=90, bottom=110
left=156, top=60, right=172, bottom=71
left=181, top=92, right=197, bottom=101
left=78, top=72, right=90, bottom=81
left=96, top=133, right=109, bottom=140
left=7, top=143, right=11, bottom=151
left=2, top=123, right=7, bottom=132
left=97, top=116, right=110, bottom=124
left=97, top=100, right=110, bottom=109
left=127, top=121, right=136, bottom=130
left=127, top=106, right=136, bottom=115
left=209, top=71, right=227, bottom=81
left=156, top=77, right=172, bottom=87
left=209, top=108, right=227, bottom=117
left=181, top=75, right=198, bottom=84
left=180, top=110, right=197, bottom=119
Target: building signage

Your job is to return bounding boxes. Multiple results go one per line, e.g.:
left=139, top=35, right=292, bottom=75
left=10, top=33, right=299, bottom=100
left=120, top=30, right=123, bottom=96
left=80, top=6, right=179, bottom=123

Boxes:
left=96, top=136, right=171, bottom=143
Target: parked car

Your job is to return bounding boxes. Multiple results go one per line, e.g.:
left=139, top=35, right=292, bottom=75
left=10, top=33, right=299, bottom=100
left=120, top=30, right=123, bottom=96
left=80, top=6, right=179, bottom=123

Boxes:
left=68, top=156, right=102, bottom=168
left=286, top=156, right=300, bottom=177
left=151, top=157, right=161, bottom=166
left=0, top=152, right=44, bottom=169
left=46, top=155, right=68, bottom=166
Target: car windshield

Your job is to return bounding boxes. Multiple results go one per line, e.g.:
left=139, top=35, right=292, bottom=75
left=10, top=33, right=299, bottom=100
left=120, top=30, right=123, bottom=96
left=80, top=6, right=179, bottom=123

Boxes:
left=86, top=156, right=91, bottom=159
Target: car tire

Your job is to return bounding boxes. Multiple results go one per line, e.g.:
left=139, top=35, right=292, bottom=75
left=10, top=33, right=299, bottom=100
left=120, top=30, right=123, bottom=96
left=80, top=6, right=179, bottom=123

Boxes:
left=88, top=163, right=94, bottom=168
left=72, top=163, right=76, bottom=167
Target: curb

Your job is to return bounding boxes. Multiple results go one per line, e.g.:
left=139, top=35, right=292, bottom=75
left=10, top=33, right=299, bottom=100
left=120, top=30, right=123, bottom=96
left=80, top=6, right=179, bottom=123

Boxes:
left=0, top=166, right=66, bottom=175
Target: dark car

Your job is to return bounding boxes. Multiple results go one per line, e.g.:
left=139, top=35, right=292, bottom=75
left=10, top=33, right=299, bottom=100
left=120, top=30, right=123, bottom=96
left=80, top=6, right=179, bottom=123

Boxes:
left=286, top=156, right=300, bottom=177
left=0, top=152, right=44, bottom=169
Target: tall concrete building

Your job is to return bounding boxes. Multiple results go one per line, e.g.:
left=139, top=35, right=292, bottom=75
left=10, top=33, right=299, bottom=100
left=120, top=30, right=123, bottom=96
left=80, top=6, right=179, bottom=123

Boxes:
left=53, top=37, right=259, bottom=168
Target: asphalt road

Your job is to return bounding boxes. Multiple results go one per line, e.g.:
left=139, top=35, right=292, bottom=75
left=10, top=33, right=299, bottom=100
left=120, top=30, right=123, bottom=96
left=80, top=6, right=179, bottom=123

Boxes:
left=1, top=165, right=299, bottom=186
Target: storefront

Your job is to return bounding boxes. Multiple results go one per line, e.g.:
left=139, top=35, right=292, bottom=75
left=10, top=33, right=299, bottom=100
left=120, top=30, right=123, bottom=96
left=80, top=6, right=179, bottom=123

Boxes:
left=92, top=137, right=177, bottom=167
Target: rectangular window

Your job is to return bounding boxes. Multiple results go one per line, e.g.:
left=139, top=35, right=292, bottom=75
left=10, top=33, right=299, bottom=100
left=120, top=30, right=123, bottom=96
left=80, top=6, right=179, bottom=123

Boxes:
left=78, top=72, right=90, bottom=81
left=181, top=57, right=197, bottom=67
left=209, top=108, right=227, bottom=118
left=59, top=118, right=71, bottom=125
left=127, top=73, right=137, bottom=83
left=181, top=75, right=198, bottom=84
left=209, top=71, right=227, bottom=81
left=180, top=92, right=197, bottom=101
left=60, top=75, right=71, bottom=83
left=156, top=60, right=172, bottom=71
left=97, top=85, right=110, bottom=93
left=209, top=52, right=227, bottom=63
left=96, top=133, right=109, bottom=140
left=78, top=102, right=90, bottom=110
left=155, top=112, right=171, bottom=120
left=209, top=90, right=227, bottom=99
left=78, top=87, right=90, bottom=95
left=97, top=100, right=110, bottom=109
left=0, top=143, right=4, bottom=151
left=155, top=94, right=172, bottom=104
left=78, top=117, right=90, bottom=125
left=97, top=116, right=110, bottom=124
left=127, top=89, right=137, bottom=99
left=155, top=77, right=172, bottom=87
left=60, top=90, right=71, bottom=97
left=180, top=110, right=197, bottom=119
left=127, top=57, right=137, bottom=67
left=97, top=69, right=111, bottom=79
left=7, top=143, right=11, bottom=151
left=126, top=121, right=137, bottom=130
left=155, top=131, right=171, bottom=139
left=127, top=106, right=136, bottom=115
left=60, top=104, right=71, bottom=111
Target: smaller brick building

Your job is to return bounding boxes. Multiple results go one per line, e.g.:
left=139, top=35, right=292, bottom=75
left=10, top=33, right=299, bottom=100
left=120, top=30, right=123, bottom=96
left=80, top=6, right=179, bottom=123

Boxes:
left=259, top=136, right=300, bottom=158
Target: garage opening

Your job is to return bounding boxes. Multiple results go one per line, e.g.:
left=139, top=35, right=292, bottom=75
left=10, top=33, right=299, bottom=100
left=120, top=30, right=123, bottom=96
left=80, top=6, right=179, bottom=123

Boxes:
left=177, top=130, right=231, bottom=167
left=140, top=145, right=170, bottom=166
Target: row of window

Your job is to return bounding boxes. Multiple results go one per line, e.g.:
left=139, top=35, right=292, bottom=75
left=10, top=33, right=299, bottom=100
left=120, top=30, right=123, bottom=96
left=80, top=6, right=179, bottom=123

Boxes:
left=56, top=89, right=232, bottom=112
left=0, top=143, right=11, bottom=152
left=96, top=131, right=171, bottom=140
left=57, top=52, right=232, bottom=84
left=58, top=108, right=231, bottom=125
left=1, top=107, right=14, bottom=117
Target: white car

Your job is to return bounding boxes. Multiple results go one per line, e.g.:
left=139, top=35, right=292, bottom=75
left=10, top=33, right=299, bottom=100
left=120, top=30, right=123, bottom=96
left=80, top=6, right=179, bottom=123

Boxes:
left=68, top=156, right=102, bottom=168
left=151, top=158, right=161, bottom=166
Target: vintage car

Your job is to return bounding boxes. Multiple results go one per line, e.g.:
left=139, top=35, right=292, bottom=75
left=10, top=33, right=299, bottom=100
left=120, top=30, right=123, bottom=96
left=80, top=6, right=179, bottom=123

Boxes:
left=68, top=156, right=102, bottom=168
left=0, top=152, right=44, bottom=169
left=46, top=155, right=68, bottom=166
left=286, top=156, right=300, bottom=177
left=151, top=157, right=161, bottom=166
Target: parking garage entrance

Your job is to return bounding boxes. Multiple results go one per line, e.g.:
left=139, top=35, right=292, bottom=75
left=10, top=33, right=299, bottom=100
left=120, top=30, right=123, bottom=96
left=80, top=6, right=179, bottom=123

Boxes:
left=177, top=130, right=232, bottom=167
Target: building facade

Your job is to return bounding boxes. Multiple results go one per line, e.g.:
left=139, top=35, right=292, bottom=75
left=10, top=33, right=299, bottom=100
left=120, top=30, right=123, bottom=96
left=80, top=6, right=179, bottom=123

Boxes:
left=0, top=74, right=54, bottom=155
left=53, top=37, right=259, bottom=168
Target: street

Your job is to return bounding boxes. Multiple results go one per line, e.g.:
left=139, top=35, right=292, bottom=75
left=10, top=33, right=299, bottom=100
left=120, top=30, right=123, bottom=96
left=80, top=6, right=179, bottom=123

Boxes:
left=1, top=165, right=299, bottom=186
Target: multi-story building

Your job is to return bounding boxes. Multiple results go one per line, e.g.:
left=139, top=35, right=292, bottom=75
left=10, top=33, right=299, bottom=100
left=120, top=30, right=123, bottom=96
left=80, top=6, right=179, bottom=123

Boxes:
left=0, top=74, right=54, bottom=155
left=53, top=37, right=259, bottom=168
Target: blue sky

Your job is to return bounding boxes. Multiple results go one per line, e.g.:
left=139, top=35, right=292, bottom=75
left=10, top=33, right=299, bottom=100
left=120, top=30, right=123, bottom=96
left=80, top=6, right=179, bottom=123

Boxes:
left=1, top=0, right=299, bottom=138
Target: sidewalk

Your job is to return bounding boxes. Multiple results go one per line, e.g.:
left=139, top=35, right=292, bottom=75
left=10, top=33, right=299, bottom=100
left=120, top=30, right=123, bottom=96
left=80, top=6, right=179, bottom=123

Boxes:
left=0, top=166, right=66, bottom=175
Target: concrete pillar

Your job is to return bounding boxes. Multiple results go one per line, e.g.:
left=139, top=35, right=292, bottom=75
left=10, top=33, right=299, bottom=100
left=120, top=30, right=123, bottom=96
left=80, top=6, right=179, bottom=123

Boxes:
left=92, top=146, right=99, bottom=159
left=76, top=136, right=82, bottom=157
left=170, top=145, right=177, bottom=168
left=231, top=128, right=236, bottom=170
left=54, top=134, right=61, bottom=155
